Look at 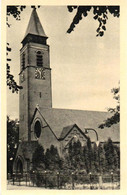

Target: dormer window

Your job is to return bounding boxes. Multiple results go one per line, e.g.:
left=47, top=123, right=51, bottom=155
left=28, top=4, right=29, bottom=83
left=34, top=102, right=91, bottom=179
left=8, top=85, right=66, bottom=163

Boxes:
left=22, top=53, right=25, bottom=70
left=36, top=51, right=43, bottom=66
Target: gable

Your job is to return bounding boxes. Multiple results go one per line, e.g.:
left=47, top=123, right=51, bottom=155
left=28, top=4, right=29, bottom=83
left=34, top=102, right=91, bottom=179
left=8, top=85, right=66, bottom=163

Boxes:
left=60, top=124, right=88, bottom=150
left=30, top=108, right=58, bottom=144
left=60, top=124, right=88, bottom=140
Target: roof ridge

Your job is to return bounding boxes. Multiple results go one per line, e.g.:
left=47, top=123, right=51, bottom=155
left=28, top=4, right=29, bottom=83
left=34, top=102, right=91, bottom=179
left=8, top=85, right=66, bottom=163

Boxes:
left=41, top=107, right=108, bottom=113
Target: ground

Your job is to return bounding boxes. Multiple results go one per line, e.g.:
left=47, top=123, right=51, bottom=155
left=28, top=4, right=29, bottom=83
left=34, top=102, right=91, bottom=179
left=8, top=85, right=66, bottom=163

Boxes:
left=7, top=181, right=120, bottom=190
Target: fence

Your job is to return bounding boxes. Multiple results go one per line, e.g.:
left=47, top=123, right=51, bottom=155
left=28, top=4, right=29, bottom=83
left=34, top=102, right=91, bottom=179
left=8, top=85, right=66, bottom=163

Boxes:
left=7, top=171, right=120, bottom=190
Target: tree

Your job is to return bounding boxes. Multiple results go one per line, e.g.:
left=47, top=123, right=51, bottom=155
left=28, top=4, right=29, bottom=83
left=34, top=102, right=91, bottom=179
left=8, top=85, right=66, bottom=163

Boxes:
left=68, top=139, right=83, bottom=170
left=7, top=6, right=120, bottom=93
left=7, top=44, right=23, bottom=93
left=32, top=144, right=45, bottom=170
left=6, top=6, right=40, bottom=93
left=104, top=138, right=119, bottom=171
left=114, top=145, right=120, bottom=170
left=7, top=116, right=19, bottom=175
left=99, top=85, right=120, bottom=128
left=83, top=145, right=90, bottom=173
left=6, top=6, right=26, bottom=93
left=87, top=137, right=94, bottom=171
left=92, top=143, right=99, bottom=173
left=45, top=145, right=61, bottom=170
left=98, top=143, right=106, bottom=173
left=67, top=6, right=120, bottom=36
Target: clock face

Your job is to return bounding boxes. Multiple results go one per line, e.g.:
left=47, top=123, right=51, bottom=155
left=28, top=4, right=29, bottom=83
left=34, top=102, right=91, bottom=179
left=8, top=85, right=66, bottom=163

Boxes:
left=35, top=68, right=45, bottom=80
left=21, top=72, right=25, bottom=83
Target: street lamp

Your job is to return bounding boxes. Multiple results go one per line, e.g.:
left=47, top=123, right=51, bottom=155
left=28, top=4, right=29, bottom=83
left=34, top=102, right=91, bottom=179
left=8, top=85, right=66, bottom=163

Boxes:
left=89, top=172, right=92, bottom=189
left=57, top=171, right=60, bottom=189
left=71, top=172, right=74, bottom=190
left=85, top=128, right=102, bottom=189
left=25, top=172, right=27, bottom=186
left=13, top=173, right=15, bottom=185
left=44, top=170, right=47, bottom=188
left=84, top=128, right=99, bottom=141
left=32, top=171, right=35, bottom=186
left=85, top=128, right=99, bottom=164
left=111, top=171, right=114, bottom=189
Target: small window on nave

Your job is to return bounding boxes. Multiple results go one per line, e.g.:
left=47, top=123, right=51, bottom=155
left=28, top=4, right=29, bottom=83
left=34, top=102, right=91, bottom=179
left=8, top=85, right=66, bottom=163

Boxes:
left=36, top=51, right=43, bottom=67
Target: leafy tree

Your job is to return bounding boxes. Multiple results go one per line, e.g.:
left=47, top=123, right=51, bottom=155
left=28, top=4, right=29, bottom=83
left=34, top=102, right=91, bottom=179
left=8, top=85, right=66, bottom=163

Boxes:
left=73, top=140, right=84, bottom=169
left=7, top=6, right=26, bottom=26
left=45, top=145, right=61, bottom=170
left=99, top=85, right=120, bottom=128
left=6, top=6, right=40, bottom=93
left=44, top=148, right=51, bottom=170
left=7, top=44, right=23, bottom=93
left=98, top=143, right=106, bottom=173
left=87, top=137, right=94, bottom=171
left=114, top=145, right=120, bottom=169
left=67, top=6, right=120, bottom=36
left=7, top=6, right=120, bottom=93
left=6, top=6, right=26, bottom=93
left=92, top=143, right=99, bottom=172
left=62, top=151, right=72, bottom=171
left=104, top=138, right=119, bottom=171
left=83, top=145, right=90, bottom=173
left=68, top=141, right=73, bottom=169
left=32, top=144, right=45, bottom=170
left=113, top=147, right=119, bottom=170
left=7, top=6, right=40, bottom=26
left=7, top=116, right=19, bottom=175
left=68, top=139, right=83, bottom=170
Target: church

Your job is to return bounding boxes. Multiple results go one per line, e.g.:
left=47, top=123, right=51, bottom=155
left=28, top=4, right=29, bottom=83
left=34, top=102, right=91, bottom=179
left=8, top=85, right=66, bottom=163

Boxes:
left=13, top=8, right=119, bottom=173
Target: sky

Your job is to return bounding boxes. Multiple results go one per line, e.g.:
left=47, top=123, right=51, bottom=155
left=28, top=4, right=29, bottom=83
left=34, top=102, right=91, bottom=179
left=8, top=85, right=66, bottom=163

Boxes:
left=7, top=6, right=120, bottom=119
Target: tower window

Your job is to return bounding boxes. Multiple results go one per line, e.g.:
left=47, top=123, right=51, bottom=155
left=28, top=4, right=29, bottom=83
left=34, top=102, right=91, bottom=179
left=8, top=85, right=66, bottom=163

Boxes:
left=36, top=51, right=43, bottom=66
left=39, top=92, right=41, bottom=98
left=22, top=53, right=25, bottom=70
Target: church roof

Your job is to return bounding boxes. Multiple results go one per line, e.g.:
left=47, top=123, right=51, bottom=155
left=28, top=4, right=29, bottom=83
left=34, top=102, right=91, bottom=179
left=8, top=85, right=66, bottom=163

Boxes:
left=24, top=8, right=47, bottom=39
left=33, top=108, right=119, bottom=142
left=60, top=124, right=76, bottom=139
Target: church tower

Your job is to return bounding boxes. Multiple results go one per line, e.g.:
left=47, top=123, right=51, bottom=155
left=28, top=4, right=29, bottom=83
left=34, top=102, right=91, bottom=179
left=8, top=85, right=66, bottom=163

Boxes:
left=19, top=8, right=52, bottom=141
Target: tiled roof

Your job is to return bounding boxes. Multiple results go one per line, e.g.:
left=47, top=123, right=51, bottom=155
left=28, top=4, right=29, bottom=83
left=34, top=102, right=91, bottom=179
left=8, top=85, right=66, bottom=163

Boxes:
left=36, top=108, right=119, bottom=142
left=60, top=124, right=75, bottom=139
left=24, top=8, right=47, bottom=39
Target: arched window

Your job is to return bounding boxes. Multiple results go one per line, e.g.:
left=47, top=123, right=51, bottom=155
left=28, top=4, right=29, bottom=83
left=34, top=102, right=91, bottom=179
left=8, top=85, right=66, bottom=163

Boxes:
left=36, top=51, right=43, bottom=66
left=34, top=120, right=42, bottom=138
left=22, top=53, right=25, bottom=70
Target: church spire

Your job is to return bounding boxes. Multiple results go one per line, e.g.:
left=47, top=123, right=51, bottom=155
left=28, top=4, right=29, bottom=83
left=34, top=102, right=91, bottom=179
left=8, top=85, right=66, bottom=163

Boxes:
left=22, top=8, right=48, bottom=46
left=25, top=8, right=47, bottom=38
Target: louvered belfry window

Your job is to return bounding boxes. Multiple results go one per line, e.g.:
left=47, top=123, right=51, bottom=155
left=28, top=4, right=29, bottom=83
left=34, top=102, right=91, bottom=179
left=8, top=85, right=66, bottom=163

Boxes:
left=36, top=51, right=43, bottom=66
left=22, top=53, right=25, bottom=70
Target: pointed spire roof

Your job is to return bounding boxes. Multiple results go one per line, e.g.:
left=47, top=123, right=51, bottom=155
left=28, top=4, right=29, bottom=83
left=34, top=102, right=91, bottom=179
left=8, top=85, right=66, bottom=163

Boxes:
left=24, top=8, right=47, bottom=38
